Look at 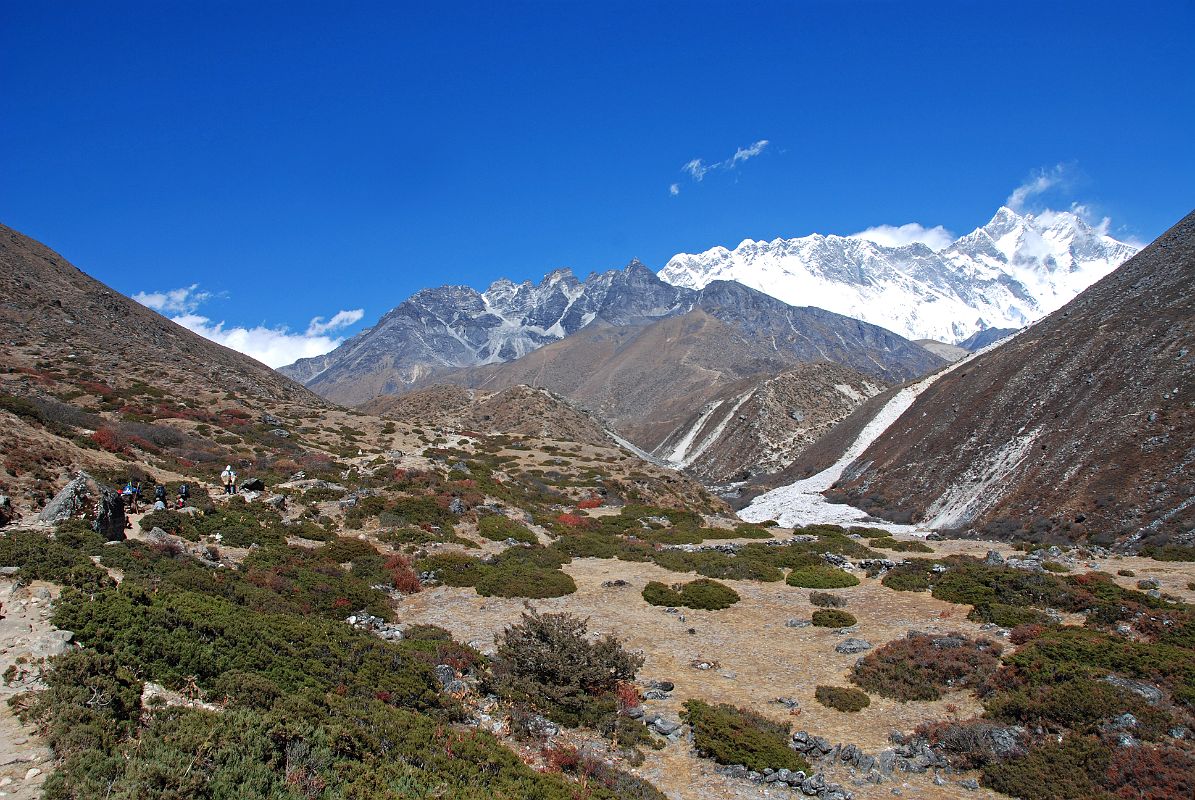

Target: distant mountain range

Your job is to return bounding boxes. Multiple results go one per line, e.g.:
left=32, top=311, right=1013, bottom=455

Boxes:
left=280, top=261, right=941, bottom=406
left=659, top=207, right=1139, bottom=343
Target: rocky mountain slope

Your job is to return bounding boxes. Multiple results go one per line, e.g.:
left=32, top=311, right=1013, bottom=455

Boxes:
left=407, top=307, right=898, bottom=485
left=660, top=207, right=1139, bottom=343
left=280, top=261, right=942, bottom=406
left=0, top=223, right=321, bottom=406
left=360, top=384, right=619, bottom=448
left=824, top=209, right=1194, bottom=548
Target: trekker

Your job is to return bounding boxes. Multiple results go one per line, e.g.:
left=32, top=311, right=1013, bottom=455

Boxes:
left=178, top=482, right=190, bottom=506
left=121, top=480, right=138, bottom=513
left=220, top=465, right=237, bottom=495
left=154, top=484, right=167, bottom=505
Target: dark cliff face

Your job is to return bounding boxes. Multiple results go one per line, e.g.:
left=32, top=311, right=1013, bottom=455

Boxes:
left=829, top=209, right=1195, bottom=549
left=279, top=260, right=944, bottom=406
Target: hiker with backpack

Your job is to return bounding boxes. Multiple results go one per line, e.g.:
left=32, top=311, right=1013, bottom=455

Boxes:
left=220, top=466, right=237, bottom=495
left=178, top=482, right=190, bottom=506
left=154, top=483, right=167, bottom=505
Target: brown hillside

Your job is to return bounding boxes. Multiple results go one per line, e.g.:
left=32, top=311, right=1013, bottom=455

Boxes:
left=830, top=210, right=1195, bottom=548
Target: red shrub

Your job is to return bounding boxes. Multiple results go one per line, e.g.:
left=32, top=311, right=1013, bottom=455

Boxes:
left=91, top=427, right=124, bottom=453
left=385, top=554, right=423, bottom=595
left=555, top=513, right=588, bottom=528
left=374, top=690, right=392, bottom=703
left=577, top=497, right=602, bottom=510
left=331, top=597, right=352, bottom=610
left=1009, top=623, right=1048, bottom=645
left=615, top=682, right=640, bottom=712
left=1105, top=743, right=1195, bottom=800
left=542, top=743, right=581, bottom=773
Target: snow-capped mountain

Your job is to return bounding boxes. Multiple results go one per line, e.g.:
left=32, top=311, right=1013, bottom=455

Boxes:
left=280, top=261, right=943, bottom=406
left=658, top=207, right=1140, bottom=343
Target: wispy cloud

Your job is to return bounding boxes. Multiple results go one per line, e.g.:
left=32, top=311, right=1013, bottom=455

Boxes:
left=848, top=222, right=955, bottom=251
left=131, top=284, right=213, bottom=314
left=674, top=139, right=770, bottom=191
left=133, top=284, right=364, bottom=368
left=1006, top=163, right=1072, bottom=211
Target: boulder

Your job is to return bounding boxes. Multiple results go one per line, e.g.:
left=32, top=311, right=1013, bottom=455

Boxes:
left=835, top=638, right=872, bottom=654
left=261, top=412, right=284, bottom=426
left=93, top=486, right=126, bottom=542
left=0, top=494, right=11, bottom=527
left=241, top=477, right=265, bottom=492
left=38, top=471, right=93, bottom=523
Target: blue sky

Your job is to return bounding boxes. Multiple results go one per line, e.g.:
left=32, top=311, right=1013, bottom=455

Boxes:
left=2, top=1, right=1192, bottom=366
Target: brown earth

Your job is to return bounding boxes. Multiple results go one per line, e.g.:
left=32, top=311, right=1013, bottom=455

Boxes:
left=830, top=210, right=1195, bottom=547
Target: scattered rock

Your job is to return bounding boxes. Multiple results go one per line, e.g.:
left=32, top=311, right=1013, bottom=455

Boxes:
left=1103, top=675, right=1164, bottom=704
left=241, top=478, right=265, bottom=492
left=835, top=638, right=872, bottom=654
left=1136, top=578, right=1160, bottom=590
left=270, top=428, right=290, bottom=438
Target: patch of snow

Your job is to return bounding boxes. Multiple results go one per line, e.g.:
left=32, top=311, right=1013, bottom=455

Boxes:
left=922, top=433, right=1039, bottom=529
left=673, top=391, right=754, bottom=469
left=834, top=383, right=865, bottom=402
left=662, top=400, right=725, bottom=464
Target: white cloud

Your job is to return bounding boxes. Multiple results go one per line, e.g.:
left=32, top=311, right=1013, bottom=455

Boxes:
left=682, top=159, right=708, bottom=181
left=170, top=314, right=351, bottom=368
left=306, top=308, right=364, bottom=336
left=679, top=139, right=770, bottom=186
left=729, top=139, right=769, bottom=166
left=133, top=284, right=364, bottom=368
left=848, top=222, right=956, bottom=251
left=1007, top=163, right=1071, bottom=211
left=669, top=183, right=680, bottom=196
left=131, top=284, right=212, bottom=314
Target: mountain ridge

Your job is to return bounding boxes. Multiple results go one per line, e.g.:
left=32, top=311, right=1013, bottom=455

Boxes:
left=659, top=206, right=1139, bottom=343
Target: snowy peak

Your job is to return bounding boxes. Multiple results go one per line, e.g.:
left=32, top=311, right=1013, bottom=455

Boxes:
left=659, top=206, right=1140, bottom=342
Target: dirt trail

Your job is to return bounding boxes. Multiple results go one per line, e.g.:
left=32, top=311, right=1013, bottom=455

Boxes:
left=0, top=579, right=67, bottom=799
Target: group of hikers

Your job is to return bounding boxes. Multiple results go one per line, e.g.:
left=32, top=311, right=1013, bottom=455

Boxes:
left=116, top=465, right=242, bottom=515
left=119, top=479, right=191, bottom=513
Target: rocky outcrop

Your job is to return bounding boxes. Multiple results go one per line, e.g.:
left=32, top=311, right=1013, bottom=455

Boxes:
left=37, top=472, right=93, bottom=524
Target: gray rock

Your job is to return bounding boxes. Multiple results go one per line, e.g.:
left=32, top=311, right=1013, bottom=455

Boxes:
left=983, top=550, right=1005, bottom=565
left=651, top=717, right=681, bottom=735
left=38, top=472, right=92, bottom=523
left=1104, top=675, right=1164, bottom=704
left=433, top=664, right=456, bottom=688
left=0, top=494, right=11, bottom=527
left=93, top=486, right=126, bottom=542
left=835, top=638, right=873, bottom=654
left=241, top=478, right=266, bottom=492
left=958, top=778, right=979, bottom=790
left=1137, top=578, right=1160, bottom=590
left=448, top=497, right=465, bottom=515
left=0, top=566, right=19, bottom=576
left=878, top=750, right=896, bottom=775
left=786, top=618, right=812, bottom=628
left=261, top=412, right=284, bottom=426
left=648, top=679, right=675, bottom=692
left=1168, top=726, right=1189, bottom=740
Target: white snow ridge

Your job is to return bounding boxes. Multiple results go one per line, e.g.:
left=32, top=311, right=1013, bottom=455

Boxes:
left=660, top=206, right=1138, bottom=343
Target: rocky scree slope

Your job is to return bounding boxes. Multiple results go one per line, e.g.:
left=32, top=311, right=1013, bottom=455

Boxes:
left=827, top=209, right=1195, bottom=547
left=660, top=206, right=1139, bottom=343
left=280, top=261, right=942, bottom=406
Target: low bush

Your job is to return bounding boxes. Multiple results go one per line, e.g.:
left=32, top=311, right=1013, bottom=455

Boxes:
left=809, top=591, right=847, bottom=608
left=490, top=611, right=642, bottom=728
left=1117, top=569, right=1135, bottom=577
left=682, top=699, right=809, bottom=773
left=787, top=565, right=859, bottom=589
left=967, top=602, right=1052, bottom=628
left=981, top=735, right=1112, bottom=800
left=914, top=719, right=1025, bottom=769
left=814, top=685, right=870, bottom=712
left=642, top=579, right=740, bottom=610
left=810, top=609, right=857, bottom=628
left=0, top=530, right=114, bottom=591
left=851, top=632, right=1001, bottom=701
left=477, top=514, right=537, bottom=544
left=1142, top=544, right=1195, bottom=562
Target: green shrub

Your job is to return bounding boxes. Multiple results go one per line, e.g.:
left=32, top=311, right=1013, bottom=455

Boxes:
left=491, top=611, right=642, bottom=728
left=642, top=579, right=740, bottom=610
left=981, top=735, right=1113, bottom=800
left=868, top=536, right=934, bottom=553
left=1117, top=569, right=1135, bottom=577
left=788, top=565, right=859, bottom=588
left=814, top=685, right=870, bottom=712
left=1142, top=545, right=1195, bottom=562
left=967, top=602, right=1052, bottom=627
left=1042, top=561, right=1071, bottom=573
left=810, top=609, right=857, bottom=628
left=642, top=581, right=682, bottom=607
left=477, top=514, right=537, bottom=544
left=681, top=700, right=809, bottom=773
left=475, top=560, right=577, bottom=598
left=809, top=591, right=847, bottom=608
left=0, top=530, right=114, bottom=591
